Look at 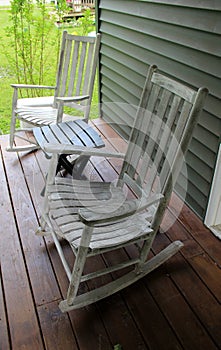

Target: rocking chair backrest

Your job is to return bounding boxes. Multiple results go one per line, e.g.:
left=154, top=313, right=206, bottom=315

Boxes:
left=119, top=65, right=208, bottom=206
left=54, top=31, right=101, bottom=113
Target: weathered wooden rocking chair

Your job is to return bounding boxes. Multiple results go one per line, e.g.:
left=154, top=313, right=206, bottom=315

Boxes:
left=7, top=31, right=101, bottom=152
left=36, top=65, right=208, bottom=312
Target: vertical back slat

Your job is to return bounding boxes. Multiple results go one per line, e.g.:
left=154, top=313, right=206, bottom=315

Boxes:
left=142, top=94, right=182, bottom=195
left=54, top=31, right=68, bottom=102
left=121, top=66, right=158, bottom=182
left=126, top=87, right=172, bottom=193
left=60, top=39, right=72, bottom=96
left=76, top=42, right=87, bottom=95
left=82, top=42, right=95, bottom=95
left=138, top=89, right=171, bottom=180
left=68, top=40, right=80, bottom=96
left=160, top=100, right=192, bottom=191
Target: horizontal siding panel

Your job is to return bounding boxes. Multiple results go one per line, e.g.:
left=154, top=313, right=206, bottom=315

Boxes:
left=100, top=56, right=145, bottom=95
left=203, top=96, right=221, bottom=123
left=101, top=78, right=137, bottom=107
left=138, top=0, right=221, bottom=11
left=101, top=84, right=137, bottom=126
left=100, top=11, right=221, bottom=56
left=185, top=167, right=211, bottom=198
left=101, top=70, right=142, bottom=106
left=186, top=152, right=214, bottom=182
left=189, top=169, right=212, bottom=199
left=100, top=38, right=148, bottom=75
left=176, top=170, right=210, bottom=209
left=101, top=23, right=221, bottom=87
left=100, top=0, right=221, bottom=33
left=101, top=25, right=220, bottom=78
left=175, top=140, right=218, bottom=217
left=98, top=0, right=221, bottom=219
left=177, top=184, right=207, bottom=218
left=193, top=125, right=219, bottom=153
left=100, top=101, right=132, bottom=139
left=188, top=138, right=218, bottom=169
left=199, top=110, right=221, bottom=137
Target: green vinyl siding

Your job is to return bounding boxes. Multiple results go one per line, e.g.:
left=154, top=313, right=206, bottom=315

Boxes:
left=97, top=0, right=221, bottom=219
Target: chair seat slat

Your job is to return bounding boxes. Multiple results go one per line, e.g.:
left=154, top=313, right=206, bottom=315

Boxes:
left=75, top=120, right=104, bottom=147
left=34, top=120, right=105, bottom=150
left=64, top=121, right=95, bottom=147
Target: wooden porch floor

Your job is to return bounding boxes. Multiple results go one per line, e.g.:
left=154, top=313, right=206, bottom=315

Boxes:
left=1, top=118, right=221, bottom=350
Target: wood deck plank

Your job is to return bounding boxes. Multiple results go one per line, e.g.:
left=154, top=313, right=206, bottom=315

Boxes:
left=121, top=281, right=183, bottom=350
left=0, top=262, right=10, bottom=350
left=147, top=266, right=218, bottom=350
left=167, top=253, right=221, bottom=348
left=152, top=226, right=220, bottom=349
left=125, top=240, right=217, bottom=350
left=45, top=240, right=113, bottom=350
left=169, top=195, right=221, bottom=265
left=0, top=149, right=11, bottom=350
left=188, top=254, right=221, bottom=303
left=145, top=231, right=217, bottom=349
left=37, top=301, right=79, bottom=350
left=1, top=120, right=221, bottom=350
left=0, top=137, right=44, bottom=350
left=85, top=255, right=148, bottom=350
left=104, top=247, right=183, bottom=350
left=1, top=136, right=61, bottom=306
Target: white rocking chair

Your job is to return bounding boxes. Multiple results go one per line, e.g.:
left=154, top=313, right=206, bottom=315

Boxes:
left=35, top=65, right=208, bottom=312
left=7, top=31, right=101, bottom=152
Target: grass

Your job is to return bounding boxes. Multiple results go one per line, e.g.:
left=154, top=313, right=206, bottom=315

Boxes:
left=0, top=6, right=97, bottom=135
left=0, top=8, right=12, bottom=135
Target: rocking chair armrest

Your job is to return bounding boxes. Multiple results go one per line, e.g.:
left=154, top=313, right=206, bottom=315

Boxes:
left=78, top=193, right=164, bottom=226
left=56, top=95, right=90, bottom=103
left=11, top=83, right=56, bottom=90
left=43, top=144, right=125, bottom=159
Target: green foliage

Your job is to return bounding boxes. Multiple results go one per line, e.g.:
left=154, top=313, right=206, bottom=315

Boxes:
left=51, top=0, right=70, bottom=23
left=4, top=0, right=61, bottom=98
left=77, top=9, right=95, bottom=35
left=0, top=9, right=13, bottom=134
left=114, top=345, right=123, bottom=350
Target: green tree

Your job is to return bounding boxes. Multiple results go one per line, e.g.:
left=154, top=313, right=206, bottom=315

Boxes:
left=77, top=9, right=95, bottom=35
left=4, top=0, right=62, bottom=97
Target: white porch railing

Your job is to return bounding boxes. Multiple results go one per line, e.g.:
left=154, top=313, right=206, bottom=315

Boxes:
left=204, top=143, right=221, bottom=239
left=70, top=0, right=95, bottom=12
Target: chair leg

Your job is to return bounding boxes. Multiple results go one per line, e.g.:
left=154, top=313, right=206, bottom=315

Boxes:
left=7, top=97, right=39, bottom=152
left=59, top=240, right=184, bottom=312
left=9, top=116, right=16, bottom=150
left=7, top=120, right=39, bottom=152
left=57, top=154, right=74, bottom=174
left=57, top=154, right=90, bottom=177
left=7, top=90, right=18, bottom=152
left=36, top=216, right=50, bottom=236
left=71, top=155, right=90, bottom=180
left=136, top=231, right=156, bottom=272
left=36, top=154, right=58, bottom=234
left=65, top=226, right=93, bottom=307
